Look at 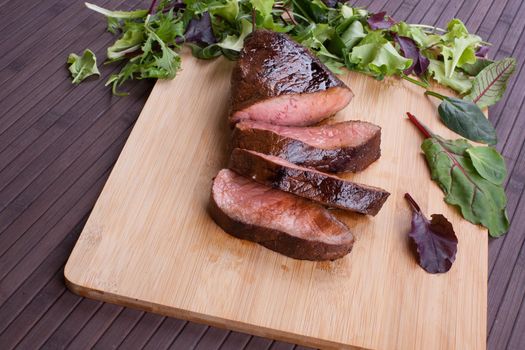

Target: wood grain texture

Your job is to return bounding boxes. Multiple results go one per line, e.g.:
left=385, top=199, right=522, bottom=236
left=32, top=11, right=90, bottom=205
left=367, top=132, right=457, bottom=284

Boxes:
left=65, top=53, right=487, bottom=350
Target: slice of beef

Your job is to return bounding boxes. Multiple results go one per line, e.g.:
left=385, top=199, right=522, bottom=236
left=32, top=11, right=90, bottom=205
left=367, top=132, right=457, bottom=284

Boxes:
left=231, top=120, right=381, bottom=173
left=230, top=30, right=354, bottom=127
left=210, top=169, right=354, bottom=261
left=229, top=149, right=390, bottom=216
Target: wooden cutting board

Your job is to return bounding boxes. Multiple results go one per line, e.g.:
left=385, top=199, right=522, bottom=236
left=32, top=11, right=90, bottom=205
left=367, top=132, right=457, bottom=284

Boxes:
left=65, top=52, right=487, bottom=350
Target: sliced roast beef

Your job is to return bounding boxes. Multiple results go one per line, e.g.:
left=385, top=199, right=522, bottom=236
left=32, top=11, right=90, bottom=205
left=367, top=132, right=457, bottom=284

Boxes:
left=231, top=120, right=381, bottom=173
left=230, top=30, right=354, bottom=127
left=229, top=149, right=390, bottom=216
left=210, top=169, right=354, bottom=261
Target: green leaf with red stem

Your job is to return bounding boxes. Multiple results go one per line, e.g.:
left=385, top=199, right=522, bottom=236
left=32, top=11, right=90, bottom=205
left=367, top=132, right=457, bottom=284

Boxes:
left=406, top=112, right=509, bottom=237
left=465, top=57, right=516, bottom=109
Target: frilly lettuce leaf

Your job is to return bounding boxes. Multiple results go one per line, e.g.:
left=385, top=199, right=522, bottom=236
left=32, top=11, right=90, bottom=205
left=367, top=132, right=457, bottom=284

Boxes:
left=428, top=59, right=472, bottom=94
left=349, top=32, right=412, bottom=76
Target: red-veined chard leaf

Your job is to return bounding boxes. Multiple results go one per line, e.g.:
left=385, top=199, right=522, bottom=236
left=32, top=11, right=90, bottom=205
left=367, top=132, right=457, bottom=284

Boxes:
left=406, top=112, right=509, bottom=237
left=465, top=57, right=517, bottom=109
left=405, top=193, right=458, bottom=274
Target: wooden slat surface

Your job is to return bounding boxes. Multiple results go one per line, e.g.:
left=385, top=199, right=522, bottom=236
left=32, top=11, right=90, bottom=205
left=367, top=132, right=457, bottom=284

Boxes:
left=0, top=0, right=523, bottom=349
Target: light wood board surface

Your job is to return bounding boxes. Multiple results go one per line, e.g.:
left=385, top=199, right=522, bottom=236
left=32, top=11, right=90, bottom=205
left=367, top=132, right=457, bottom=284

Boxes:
left=65, top=52, right=487, bottom=350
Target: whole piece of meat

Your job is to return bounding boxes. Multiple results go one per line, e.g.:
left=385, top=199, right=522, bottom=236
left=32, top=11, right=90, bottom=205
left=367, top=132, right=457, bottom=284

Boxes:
left=210, top=169, right=354, bottom=261
left=230, top=30, right=354, bottom=127
left=229, top=148, right=390, bottom=216
left=231, top=120, right=381, bottom=173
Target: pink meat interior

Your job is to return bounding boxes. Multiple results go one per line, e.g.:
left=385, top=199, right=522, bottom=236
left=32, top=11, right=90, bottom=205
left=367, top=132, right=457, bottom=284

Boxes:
left=231, top=87, right=353, bottom=127
left=237, top=119, right=379, bottom=149
left=212, top=169, right=351, bottom=244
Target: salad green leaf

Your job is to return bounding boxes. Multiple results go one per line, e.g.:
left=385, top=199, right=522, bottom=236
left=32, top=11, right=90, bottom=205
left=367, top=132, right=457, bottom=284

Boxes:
left=69, top=0, right=516, bottom=108
left=107, top=22, right=145, bottom=60
left=465, top=57, right=517, bottom=108
left=349, top=32, right=412, bottom=76
left=461, top=58, right=494, bottom=76
left=427, top=59, right=472, bottom=94
left=67, top=49, right=100, bottom=84
left=407, top=112, right=509, bottom=237
left=210, top=0, right=239, bottom=23
left=436, top=96, right=497, bottom=145
left=441, top=35, right=479, bottom=77
left=217, top=18, right=253, bottom=52
left=466, top=146, right=507, bottom=185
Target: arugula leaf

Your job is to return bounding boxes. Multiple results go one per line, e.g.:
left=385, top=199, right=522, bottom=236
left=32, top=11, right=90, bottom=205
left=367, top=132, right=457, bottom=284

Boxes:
left=407, top=112, right=509, bottom=237
left=154, top=9, right=184, bottom=44
left=67, top=49, right=100, bottom=84
left=465, top=57, right=517, bottom=108
left=466, top=146, right=507, bottom=185
left=74, top=1, right=516, bottom=104
left=106, top=13, right=183, bottom=95
left=349, top=32, right=412, bottom=76
left=405, top=193, right=458, bottom=274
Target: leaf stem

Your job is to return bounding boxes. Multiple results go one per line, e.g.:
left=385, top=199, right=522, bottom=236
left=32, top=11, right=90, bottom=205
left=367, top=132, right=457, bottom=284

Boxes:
left=407, top=113, right=483, bottom=193
left=410, top=24, right=446, bottom=33
left=401, top=74, right=430, bottom=89
left=406, top=112, right=432, bottom=139
left=424, top=90, right=447, bottom=100
left=404, top=193, right=421, bottom=213
left=148, top=0, right=157, bottom=15
left=291, top=0, right=314, bottom=22
left=252, top=8, right=256, bottom=31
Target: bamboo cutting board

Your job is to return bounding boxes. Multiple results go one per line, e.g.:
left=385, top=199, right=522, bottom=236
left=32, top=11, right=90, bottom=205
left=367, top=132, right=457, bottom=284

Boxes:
left=65, top=52, right=487, bottom=350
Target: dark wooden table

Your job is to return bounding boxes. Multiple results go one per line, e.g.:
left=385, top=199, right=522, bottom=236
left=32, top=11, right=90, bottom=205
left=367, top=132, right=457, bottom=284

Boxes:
left=0, top=0, right=524, bottom=349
